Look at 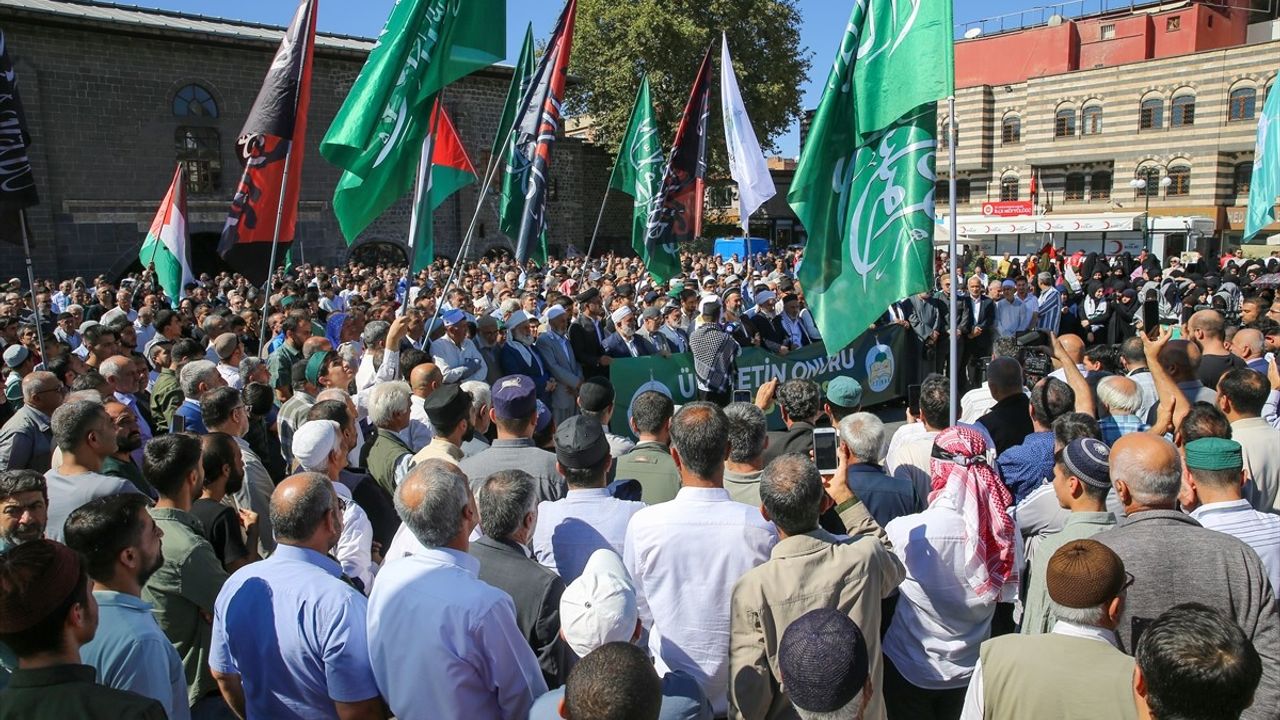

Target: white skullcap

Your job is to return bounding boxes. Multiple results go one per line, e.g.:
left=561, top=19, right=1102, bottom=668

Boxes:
left=754, top=290, right=777, bottom=305
left=610, top=306, right=634, bottom=325
left=559, top=550, right=639, bottom=658
left=291, top=419, right=342, bottom=473
left=507, top=310, right=531, bottom=329
left=542, top=305, right=567, bottom=323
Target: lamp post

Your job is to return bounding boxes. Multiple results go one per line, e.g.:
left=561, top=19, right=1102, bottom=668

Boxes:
left=1129, top=174, right=1173, bottom=254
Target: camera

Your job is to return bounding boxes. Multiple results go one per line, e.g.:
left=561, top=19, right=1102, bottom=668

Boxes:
left=1015, top=330, right=1054, bottom=385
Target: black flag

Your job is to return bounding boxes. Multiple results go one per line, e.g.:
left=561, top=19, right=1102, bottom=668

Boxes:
left=645, top=45, right=713, bottom=251
left=0, top=28, right=39, bottom=245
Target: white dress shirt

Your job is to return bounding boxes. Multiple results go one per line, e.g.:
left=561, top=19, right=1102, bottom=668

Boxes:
left=353, top=346, right=399, bottom=394
left=216, top=362, right=242, bottom=390
left=959, top=620, right=1120, bottom=720
left=885, top=428, right=940, bottom=506
left=333, top=481, right=376, bottom=591
left=366, top=545, right=547, bottom=720
left=1190, top=499, right=1280, bottom=592
left=624, top=486, right=777, bottom=716
left=430, top=336, right=488, bottom=384
left=400, top=394, right=435, bottom=453
left=532, top=488, right=646, bottom=583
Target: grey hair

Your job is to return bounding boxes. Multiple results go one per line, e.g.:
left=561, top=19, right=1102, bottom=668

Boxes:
left=361, top=320, right=390, bottom=348
left=1097, top=375, right=1143, bottom=416
left=316, top=387, right=353, bottom=405
left=1049, top=599, right=1110, bottom=627
left=51, top=400, right=107, bottom=452
left=476, top=469, right=537, bottom=540
left=795, top=695, right=865, bottom=720
left=1037, top=271, right=1053, bottom=286
left=270, top=472, right=336, bottom=542
left=238, top=356, right=266, bottom=387
left=1112, top=437, right=1183, bottom=504
left=498, top=298, right=522, bottom=318
left=838, top=412, right=884, bottom=464
left=179, top=360, right=219, bottom=397
left=98, top=355, right=131, bottom=380
left=337, top=343, right=361, bottom=368
left=460, top=380, right=491, bottom=413
left=368, top=380, right=412, bottom=427
left=65, top=390, right=104, bottom=404
left=395, top=459, right=471, bottom=548
left=724, top=402, right=768, bottom=463
left=759, top=453, right=824, bottom=536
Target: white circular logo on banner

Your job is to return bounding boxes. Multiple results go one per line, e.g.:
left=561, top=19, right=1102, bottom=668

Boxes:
left=865, top=343, right=895, bottom=393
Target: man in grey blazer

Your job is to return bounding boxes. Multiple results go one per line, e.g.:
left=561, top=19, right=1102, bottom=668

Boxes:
left=535, top=305, right=583, bottom=425
left=0, top=371, right=61, bottom=473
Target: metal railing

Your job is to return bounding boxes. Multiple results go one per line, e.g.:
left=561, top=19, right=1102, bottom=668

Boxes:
left=956, top=0, right=1275, bottom=39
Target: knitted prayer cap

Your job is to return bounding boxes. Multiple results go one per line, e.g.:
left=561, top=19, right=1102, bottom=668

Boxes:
left=1185, top=438, right=1244, bottom=472
left=1062, top=438, right=1111, bottom=489
left=0, top=540, right=84, bottom=633
left=778, top=609, right=868, bottom=713
left=1046, top=539, right=1128, bottom=609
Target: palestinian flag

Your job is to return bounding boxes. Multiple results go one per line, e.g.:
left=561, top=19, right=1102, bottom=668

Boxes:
left=409, top=100, right=477, bottom=273
left=139, top=164, right=194, bottom=302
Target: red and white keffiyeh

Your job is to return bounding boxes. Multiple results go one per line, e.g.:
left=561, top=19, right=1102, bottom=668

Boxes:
left=929, top=425, right=1016, bottom=602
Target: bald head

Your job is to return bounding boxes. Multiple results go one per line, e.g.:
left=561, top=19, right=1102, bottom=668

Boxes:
left=1232, top=328, right=1264, bottom=360
left=410, top=362, right=442, bottom=396
left=1188, top=309, right=1226, bottom=342
left=1158, top=339, right=1200, bottom=382
left=1111, top=434, right=1181, bottom=508
left=270, top=472, right=337, bottom=544
left=986, top=357, right=1025, bottom=399
left=1057, top=334, right=1085, bottom=366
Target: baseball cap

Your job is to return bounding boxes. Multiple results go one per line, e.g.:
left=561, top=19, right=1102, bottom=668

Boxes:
left=559, top=550, right=639, bottom=659
left=442, top=308, right=467, bottom=327
left=492, top=375, right=537, bottom=420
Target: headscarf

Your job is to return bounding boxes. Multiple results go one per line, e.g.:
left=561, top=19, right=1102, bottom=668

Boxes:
left=325, top=312, right=347, bottom=350
left=929, top=426, right=1016, bottom=602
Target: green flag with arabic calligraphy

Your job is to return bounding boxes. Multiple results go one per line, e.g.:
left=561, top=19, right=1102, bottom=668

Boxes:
left=608, top=78, right=674, bottom=283
left=789, top=0, right=954, bottom=353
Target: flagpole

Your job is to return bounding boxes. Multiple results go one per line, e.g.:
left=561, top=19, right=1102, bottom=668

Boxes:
left=402, top=94, right=447, bottom=318
left=18, top=209, right=48, bottom=364
left=947, top=95, right=959, bottom=427
left=583, top=188, right=610, bottom=261
left=257, top=138, right=294, bottom=355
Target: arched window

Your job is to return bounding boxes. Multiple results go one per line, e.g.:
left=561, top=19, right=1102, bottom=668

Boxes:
left=1090, top=171, right=1112, bottom=201
left=1054, top=107, right=1076, bottom=138
left=1064, top=173, right=1086, bottom=201
left=939, top=116, right=955, bottom=148
left=1167, top=164, right=1191, bottom=196
left=172, top=84, right=218, bottom=118
left=1135, top=166, right=1161, bottom=198
left=1082, top=104, right=1103, bottom=135
left=1001, top=114, right=1021, bottom=145
left=1000, top=175, right=1020, bottom=201
left=1230, top=87, right=1257, bottom=121
left=175, top=127, right=221, bottom=195
left=1234, top=161, right=1254, bottom=196
left=1171, top=92, right=1195, bottom=127
left=1140, top=97, right=1163, bottom=130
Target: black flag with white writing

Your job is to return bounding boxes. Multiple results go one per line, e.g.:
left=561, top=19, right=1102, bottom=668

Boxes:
left=0, top=29, right=39, bottom=245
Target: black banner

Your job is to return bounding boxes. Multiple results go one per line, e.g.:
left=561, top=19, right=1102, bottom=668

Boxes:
left=0, top=29, right=38, bottom=246
left=644, top=45, right=713, bottom=250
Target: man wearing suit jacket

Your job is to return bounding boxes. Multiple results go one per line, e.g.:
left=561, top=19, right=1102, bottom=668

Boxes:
left=499, top=311, right=555, bottom=406
left=535, top=305, right=583, bottom=425
left=959, top=274, right=996, bottom=391
left=748, top=290, right=791, bottom=355
left=569, top=288, right=612, bottom=379
left=602, top=306, right=656, bottom=359
left=908, top=291, right=944, bottom=381
left=469, top=468, right=568, bottom=689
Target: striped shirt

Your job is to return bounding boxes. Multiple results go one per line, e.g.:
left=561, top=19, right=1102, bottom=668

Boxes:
left=1099, top=415, right=1149, bottom=447
left=1036, top=287, right=1061, bottom=333
left=1190, top=499, right=1280, bottom=592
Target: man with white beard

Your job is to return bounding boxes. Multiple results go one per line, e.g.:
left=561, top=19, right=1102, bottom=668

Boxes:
left=499, top=311, right=556, bottom=406
left=602, top=306, right=655, bottom=359
left=535, top=306, right=583, bottom=425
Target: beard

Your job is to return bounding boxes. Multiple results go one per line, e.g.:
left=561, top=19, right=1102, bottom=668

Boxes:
left=225, top=467, right=246, bottom=496
left=116, top=432, right=143, bottom=454
left=137, top=550, right=165, bottom=588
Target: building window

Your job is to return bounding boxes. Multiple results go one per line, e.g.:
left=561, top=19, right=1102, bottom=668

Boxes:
left=1064, top=173, right=1086, bottom=201
left=935, top=179, right=972, bottom=204
left=1167, top=165, right=1191, bottom=196
left=1230, top=87, right=1257, bottom=121
left=1135, top=166, right=1161, bottom=198
left=939, top=116, right=956, bottom=148
left=1054, top=108, right=1076, bottom=138
left=1081, top=104, right=1103, bottom=135
left=1171, top=94, right=1195, bottom=127
left=956, top=179, right=971, bottom=204
left=172, top=84, right=218, bottom=118
left=1001, top=115, right=1021, bottom=145
left=707, top=185, right=734, bottom=209
left=1090, top=171, right=1112, bottom=201
left=1000, top=176, right=1020, bottom=201
left=1166, top=16, right=1181, bottom=32
left=175, top=127, right=221, bottom=195
left=1234, top=162, right=1253, bottom=196
left=1101, top=23, right=1116, bottom=40
left=1140, top=98, right=1163, bottom=130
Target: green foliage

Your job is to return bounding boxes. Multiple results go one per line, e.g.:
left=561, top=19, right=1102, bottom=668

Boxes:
left=568, top=0, right=810, bottom=175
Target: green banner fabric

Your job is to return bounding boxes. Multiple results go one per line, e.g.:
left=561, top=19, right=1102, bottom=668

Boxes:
left=608, top=325, right=909, bottom=437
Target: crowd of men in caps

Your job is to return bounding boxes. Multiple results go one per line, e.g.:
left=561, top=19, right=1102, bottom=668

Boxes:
left=0, top=244, right=1279, bottom=720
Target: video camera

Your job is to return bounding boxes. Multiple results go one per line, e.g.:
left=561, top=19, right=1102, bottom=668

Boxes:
left=1015, top=330, right=1054, bottom=386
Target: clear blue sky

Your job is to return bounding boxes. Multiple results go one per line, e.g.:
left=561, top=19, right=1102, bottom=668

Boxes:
left=127, top=0, right=1039, bottom=155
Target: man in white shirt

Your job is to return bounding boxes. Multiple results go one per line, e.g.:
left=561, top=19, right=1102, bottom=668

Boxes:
left=1182, top=437, right=1280, bottom=592
left=624, top=402, right=777, bottom=716
left=993, top=280, right=1028, bottom=339
left=431, top=309, right=488, bottom=384
left=403, top=363, right=441, bottom=454
left=885, top=375, right=949, bottom=502
left=292, top=420, right=377, bottom=592
left=1217, top=369, right=1280, bottom=512
left=367, top=459, right=546, bottom=719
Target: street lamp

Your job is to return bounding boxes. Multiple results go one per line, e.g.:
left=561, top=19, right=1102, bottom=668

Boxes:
left=1129, top=174, right=1173, bottom=253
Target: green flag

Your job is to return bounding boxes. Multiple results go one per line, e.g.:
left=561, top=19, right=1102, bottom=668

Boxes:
left=496, top=21, right=545, bottom=264
left=789, top=0, right=954, bottom=354
left=1246, top=73, right=1280, bottom=241
left=493, top=24, right=535, bottom=165
left=608, top=78, right=673, bottom=283
left=321, top=0, right=505, bottom=243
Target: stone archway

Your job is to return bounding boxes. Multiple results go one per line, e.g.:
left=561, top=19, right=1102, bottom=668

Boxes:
left=346, top=240, right=409, bottom=267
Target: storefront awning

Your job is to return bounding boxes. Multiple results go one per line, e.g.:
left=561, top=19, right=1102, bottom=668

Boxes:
left=936, top=212, right=1143, bottom=237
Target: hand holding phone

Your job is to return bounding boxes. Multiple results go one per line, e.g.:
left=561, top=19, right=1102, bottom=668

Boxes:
left=813, top=427, right=840, bottom=475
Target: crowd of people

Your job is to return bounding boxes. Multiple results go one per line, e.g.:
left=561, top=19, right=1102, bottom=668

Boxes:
left=0, top=242, right=1277, bottom=720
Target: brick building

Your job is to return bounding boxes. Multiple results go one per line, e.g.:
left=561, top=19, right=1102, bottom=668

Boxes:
left=0, top=0, right=629, bottom=281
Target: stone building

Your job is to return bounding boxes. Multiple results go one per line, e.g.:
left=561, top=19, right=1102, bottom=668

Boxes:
left=0, top=0, right=629, bottom=280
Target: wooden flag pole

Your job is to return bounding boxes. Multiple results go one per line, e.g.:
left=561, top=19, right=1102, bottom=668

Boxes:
left=403, top=92, right=447, bottom=320
left=18, top=209, right=49, bottom=364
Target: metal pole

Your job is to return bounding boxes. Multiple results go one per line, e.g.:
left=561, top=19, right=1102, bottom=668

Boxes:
left=257, top=138, right=295, bottom=356
left=1143, top=184, right=1152, bottom=253
left=402, top=94, right=446, bottom=317
left=18, top=210, right=48, bottom=365
left=947, top=96, right=959, bottom=427
left=583, top=188, right=610, bottom=262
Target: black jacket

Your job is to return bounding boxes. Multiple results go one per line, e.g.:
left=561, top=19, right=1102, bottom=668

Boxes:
left=569, top=316, right=610, bottom=379
left=977, top=393, right=1034, bottom=456
left=469, top=535, right=569, bottom=688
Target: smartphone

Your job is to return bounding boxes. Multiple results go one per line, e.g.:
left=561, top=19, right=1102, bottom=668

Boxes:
left=733, top=389, right=752, bottom=404
left=813, top=427, right=840, bottom=474
left=1143, top=291, right=1160, bottom=339
left=172, top=414, right=186, bottom=433
left=907, top=383, right=922, bottom=417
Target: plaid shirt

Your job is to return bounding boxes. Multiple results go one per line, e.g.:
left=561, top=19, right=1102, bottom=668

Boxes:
left=1101, top=414, right=1149, bottom=446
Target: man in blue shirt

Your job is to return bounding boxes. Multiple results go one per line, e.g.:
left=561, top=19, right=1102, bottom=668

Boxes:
left=209, top=472, right=383, bottom=720
left=837, top=413, right=921, bottom=528
left=997, top=377, right=1076, bottom=503
left=64, top=493, right=190, bottom=720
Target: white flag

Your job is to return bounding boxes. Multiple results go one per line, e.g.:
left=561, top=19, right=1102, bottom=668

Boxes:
left=721, top=33, right=775, bottom=235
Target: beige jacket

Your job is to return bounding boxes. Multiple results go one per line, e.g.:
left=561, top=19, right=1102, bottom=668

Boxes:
left=728, top=501, right=905, bottom=720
